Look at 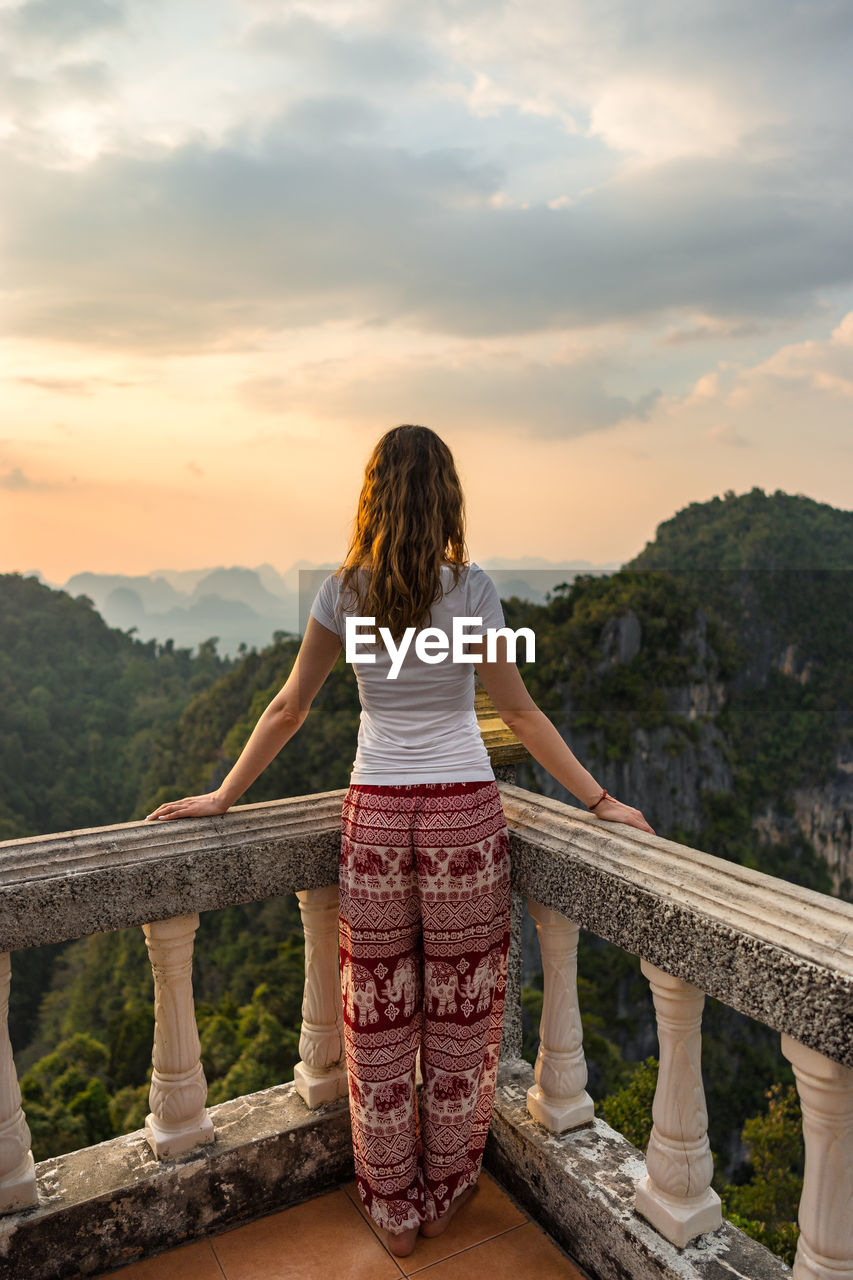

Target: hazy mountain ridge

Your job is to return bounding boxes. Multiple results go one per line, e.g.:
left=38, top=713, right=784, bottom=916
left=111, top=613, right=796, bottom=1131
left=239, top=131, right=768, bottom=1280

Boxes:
left=25, top=558, right=620, bottom=656
left=57, top=564, right=304, bottom=655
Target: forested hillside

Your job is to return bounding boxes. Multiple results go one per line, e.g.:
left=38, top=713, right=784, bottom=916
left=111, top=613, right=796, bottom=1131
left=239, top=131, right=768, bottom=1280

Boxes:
left=0, top=574, right=234, bottom=842
left=0, top=573, right=235, bottom=1063
left=3, top=490, right=850, bottom=1262
left=628, top=487, right=853, bottom=570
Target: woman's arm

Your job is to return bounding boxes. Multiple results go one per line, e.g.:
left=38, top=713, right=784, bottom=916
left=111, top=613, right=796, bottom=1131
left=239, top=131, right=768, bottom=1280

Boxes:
left=471, top=635, right=655, bottom=834
left=145, top=617, right=343, bottom=821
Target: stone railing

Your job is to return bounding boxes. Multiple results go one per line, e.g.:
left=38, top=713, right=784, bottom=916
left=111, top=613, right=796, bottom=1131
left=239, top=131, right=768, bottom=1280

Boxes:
left=1, top=776, right=851, bottom=1280
left=499, top=785, right=853, bottom=1278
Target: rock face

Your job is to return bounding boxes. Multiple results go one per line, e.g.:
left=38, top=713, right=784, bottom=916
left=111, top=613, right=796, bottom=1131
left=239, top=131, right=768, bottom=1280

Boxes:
left=521, top=717, right=732, bottom=839
left=520, top=608, right=733, bottom=841
left=598, top=610, right=643, bottom=669
left=517, top=604, right=852, bottom=896
left=515, top=583, right=851, bottom=1184
left=754, top=746, right=853, bottom=897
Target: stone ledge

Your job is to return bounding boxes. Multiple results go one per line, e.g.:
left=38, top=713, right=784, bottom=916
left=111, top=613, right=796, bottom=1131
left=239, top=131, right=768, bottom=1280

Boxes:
left=0, top=1081, right=354, bottom=1280
left=0, top=1064, right=795, bottom=1280
left=485, top=1060, right=790, bottom=1280
left=3, top=781, right=851, bottom=1060
left=0, top=793, right=346, bottom=949
left=500, top=783, right=853, bottom=1066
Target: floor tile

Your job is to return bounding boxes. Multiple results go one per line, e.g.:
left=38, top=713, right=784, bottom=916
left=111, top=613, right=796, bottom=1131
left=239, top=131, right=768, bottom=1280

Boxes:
left=343, top=1171, right=528, bottom=1275
left=98, top=1239, right=225, bottom=1279
left=209, top=1187, right=404, bottom=1280
left=409, top=1222, right=587, bottom=1280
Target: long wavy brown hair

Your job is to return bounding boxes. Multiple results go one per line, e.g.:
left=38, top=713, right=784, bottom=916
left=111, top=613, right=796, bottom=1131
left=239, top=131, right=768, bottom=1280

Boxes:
left=337, top=425, right=469, bottom=641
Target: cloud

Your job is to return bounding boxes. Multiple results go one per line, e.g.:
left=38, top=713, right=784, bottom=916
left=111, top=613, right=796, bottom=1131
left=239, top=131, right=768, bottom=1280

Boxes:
left=11, top=375, right=96, bottom=394
left=4, top=121, right=853, bottom=353
left=0, top=48, right=115, bottom=165
left=588, top=76, right=742, bottom=163
left=642, top=310, right=853, bottom=469
left=7, top=0, right=125, bottom=50
left=660, top=318, right=764, bottom=345
left=730, top=311, right=853, bottom=401
left=416, top=0, right=853, bottom=159
left=274, top=95, right=383, bottom=142
left=707, top=423, right=751, bottom=448
left=55, top=59, right=113, bottom=99
left=1, top=0, right=852, bottom=365
left=8, top=375, right=139, bottom=393
left=239, top=353, right=661, bottom=439
left=242, top=13, right=435, bottom=89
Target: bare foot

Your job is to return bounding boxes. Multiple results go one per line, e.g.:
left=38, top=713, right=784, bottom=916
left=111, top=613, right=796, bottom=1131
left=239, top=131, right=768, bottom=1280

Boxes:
left=383, top=1224, right=419, bottom=1257
left=420, top=1181, right=479, bottom=1238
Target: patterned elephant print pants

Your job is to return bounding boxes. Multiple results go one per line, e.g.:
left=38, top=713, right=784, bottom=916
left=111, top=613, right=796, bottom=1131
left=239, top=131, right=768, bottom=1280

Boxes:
left=339, top=779, right=512, bottom=1233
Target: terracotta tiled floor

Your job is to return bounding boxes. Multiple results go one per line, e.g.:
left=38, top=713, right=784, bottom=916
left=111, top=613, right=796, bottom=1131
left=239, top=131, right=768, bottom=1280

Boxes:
left=98, top=1170, right=587, bottom=1280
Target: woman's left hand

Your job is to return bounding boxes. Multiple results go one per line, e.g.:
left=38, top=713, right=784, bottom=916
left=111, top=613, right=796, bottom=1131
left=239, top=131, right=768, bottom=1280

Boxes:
left=590, top=794, right=656, bottom=834
left=145, top=791, right=230, bottom=822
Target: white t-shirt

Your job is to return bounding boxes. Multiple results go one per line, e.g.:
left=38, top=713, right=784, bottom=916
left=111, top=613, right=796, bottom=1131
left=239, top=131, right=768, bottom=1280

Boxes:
left=309, top=562, right=505, bottom=784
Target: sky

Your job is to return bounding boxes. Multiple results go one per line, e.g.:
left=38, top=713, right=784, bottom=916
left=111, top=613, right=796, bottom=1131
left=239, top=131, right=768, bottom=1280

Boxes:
left=2, top=0, right=852, bottom=582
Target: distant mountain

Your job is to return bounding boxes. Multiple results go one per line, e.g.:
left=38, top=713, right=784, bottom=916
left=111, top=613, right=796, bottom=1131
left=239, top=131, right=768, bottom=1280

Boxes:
left=39, top=557, right=620, bottom=653
left=481, top=555, right=617, bottom=571
left=627, top=488, right=853, bottom=571
left=65, top=572, right=183, bottom=614
left=57, top=564, right=314, bottom=656
left=190, top=567, right=289, bottom=613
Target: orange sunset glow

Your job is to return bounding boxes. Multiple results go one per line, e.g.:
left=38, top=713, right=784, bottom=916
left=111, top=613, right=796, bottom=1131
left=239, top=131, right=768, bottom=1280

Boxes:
left=2, top=1, right=851, bottom=590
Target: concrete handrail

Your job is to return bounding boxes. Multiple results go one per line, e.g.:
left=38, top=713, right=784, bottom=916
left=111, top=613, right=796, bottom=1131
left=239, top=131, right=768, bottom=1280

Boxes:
left=2, top=783, right=851, bottom=1063
left=499, top=783, right=853, bottom=1067
left=1, top=781, right=852, bottom=1275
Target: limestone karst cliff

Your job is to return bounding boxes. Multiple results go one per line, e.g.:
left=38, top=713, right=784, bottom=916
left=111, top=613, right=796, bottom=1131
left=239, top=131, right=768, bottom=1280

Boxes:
left=515, top=594, right=851, bottom=897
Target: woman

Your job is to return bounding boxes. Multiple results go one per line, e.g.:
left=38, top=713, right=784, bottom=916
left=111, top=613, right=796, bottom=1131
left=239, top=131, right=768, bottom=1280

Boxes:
left=147, top=424, right=653, bottom=1259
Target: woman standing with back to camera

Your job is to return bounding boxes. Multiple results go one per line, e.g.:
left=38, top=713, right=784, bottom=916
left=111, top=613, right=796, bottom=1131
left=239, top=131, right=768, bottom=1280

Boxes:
left=147, top=424, right=653, bottom=1259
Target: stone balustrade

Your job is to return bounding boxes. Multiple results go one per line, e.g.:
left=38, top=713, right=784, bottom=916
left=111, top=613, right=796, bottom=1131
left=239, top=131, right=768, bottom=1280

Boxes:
left=0, top=781, right=851, bottom=1280
left=143, top=914, right=215, bottom=1158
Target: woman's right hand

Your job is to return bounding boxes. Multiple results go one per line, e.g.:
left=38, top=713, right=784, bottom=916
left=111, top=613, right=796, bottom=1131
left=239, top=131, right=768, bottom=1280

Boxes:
left=146, top=791, right=230, bottom=822
left=590, top=794, right=655, bottom=834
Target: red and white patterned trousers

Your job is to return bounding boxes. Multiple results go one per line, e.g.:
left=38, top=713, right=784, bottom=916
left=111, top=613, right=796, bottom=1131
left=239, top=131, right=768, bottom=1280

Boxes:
left=339, top=780, right=512, bottom=1233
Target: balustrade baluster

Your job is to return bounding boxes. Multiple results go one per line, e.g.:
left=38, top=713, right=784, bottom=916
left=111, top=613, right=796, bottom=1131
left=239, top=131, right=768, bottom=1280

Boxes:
left=294, top=886, right=348, bottom=1106
left=526, top=900, right=594, bottom=1132
left=143, top=914, right=214, bottom=1158
left=781, top=1033, right=853, bottom=1280
left=634, top=959, right=721, bottom=1246
left=0, top=952, right=37, bottom=1213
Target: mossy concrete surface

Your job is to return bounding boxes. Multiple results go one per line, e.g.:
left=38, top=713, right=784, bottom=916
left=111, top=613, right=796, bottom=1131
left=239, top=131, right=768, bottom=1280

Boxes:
left=0, top=1082, right=354, bottom=1280
left=486, top=1060, right=791, bottom=1280
left=1, top=1064, right=795, bottom=1280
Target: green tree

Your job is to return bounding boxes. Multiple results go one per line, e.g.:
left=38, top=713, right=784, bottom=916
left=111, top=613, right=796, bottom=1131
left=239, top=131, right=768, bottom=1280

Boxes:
left=20, top=1033, right=114, bottom=1158
left=597, top=1056, right=658, bottom=1151
left=720, top=1083, right=803, bottom=1265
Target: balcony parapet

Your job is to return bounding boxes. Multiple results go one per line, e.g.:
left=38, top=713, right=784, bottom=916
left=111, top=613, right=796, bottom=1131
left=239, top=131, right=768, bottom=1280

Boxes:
left=0, top=1079, right=353, bottom=1280
left=488, top=1059, right=790, bottom=1280
left=1, top=780, right=851, bottom=1278
left=4, top=786, right=851, bottom=1066
left=0, top=791, right=346, bottom=951
left=501, top=785, right=853, bottom=1068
